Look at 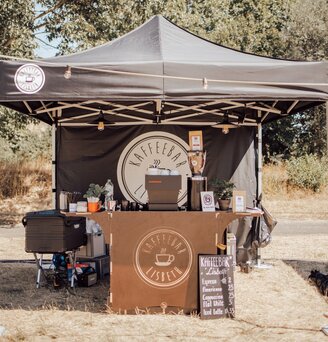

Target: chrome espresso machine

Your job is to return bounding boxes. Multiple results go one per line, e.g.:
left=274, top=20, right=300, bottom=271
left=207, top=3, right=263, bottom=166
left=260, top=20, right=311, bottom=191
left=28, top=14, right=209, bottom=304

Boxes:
left=145, top=131, right=206, bottom=211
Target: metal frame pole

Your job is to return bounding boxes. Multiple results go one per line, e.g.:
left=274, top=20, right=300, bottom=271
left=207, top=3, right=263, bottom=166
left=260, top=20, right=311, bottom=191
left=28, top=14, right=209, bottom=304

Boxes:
left=51, top=123, right=57, bottom=209
left=257, top=121, right=262, bottom=200
left=254, top=112, right=272, bottom=269
left=326, top=102, right=328, bottom=154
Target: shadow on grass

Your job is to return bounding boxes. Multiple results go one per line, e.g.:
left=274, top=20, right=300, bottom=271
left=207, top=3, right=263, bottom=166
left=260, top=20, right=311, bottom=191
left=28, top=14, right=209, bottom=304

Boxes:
left=0, top=263, right=110, bottom=312
left=283, top=259, right=328, bottom=282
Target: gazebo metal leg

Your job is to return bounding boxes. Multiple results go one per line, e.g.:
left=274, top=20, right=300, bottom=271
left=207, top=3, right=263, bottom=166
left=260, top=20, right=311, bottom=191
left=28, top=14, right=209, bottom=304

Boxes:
left=253, top=247, right=272, bottom=269
left=254, top=120, right=272, bottom=270
left=33, top=253, right=46, bottom=288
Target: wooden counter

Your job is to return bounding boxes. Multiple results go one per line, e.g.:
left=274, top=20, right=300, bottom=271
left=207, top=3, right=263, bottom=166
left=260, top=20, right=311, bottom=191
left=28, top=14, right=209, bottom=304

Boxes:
left=65, top=210, right=261, bottom=313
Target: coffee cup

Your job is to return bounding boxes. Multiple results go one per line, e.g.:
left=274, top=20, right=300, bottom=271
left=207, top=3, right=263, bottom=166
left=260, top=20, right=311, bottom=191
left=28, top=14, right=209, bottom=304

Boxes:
left=147, top=167, right=159, bottom=175
left=107, top=200, right=116, bottom=211
left=69, top=203, right=77, bottom=212
left=121, top=200, right=129, bottom=211
left=68, top=203, right=77, bottom=213
left=88, top=201, right=101, bottom=213
left=25, top=76, right=35, bottom=83
left=155, top=253, right=175, bottom=266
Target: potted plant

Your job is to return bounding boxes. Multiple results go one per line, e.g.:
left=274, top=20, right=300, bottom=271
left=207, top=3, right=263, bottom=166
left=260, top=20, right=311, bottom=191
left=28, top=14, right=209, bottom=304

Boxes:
left=209, top=178, right=235, bottom=210
left=83, top=183, right=108, bottom=212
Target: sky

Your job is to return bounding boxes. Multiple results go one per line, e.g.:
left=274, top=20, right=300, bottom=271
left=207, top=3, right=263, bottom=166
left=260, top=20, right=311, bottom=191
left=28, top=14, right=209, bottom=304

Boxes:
left=34, top=2, right=59, bottom=58
left=35, top=35, right=59, bottom=58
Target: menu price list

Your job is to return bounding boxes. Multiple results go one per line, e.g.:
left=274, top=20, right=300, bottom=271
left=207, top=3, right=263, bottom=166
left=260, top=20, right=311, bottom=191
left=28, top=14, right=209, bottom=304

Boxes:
left=199, top=255, right=235, bottom=320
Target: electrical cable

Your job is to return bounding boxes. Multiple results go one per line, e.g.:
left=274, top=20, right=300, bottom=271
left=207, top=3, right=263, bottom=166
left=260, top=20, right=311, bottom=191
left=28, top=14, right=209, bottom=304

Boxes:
left=0, top=54, right=327, bottom=88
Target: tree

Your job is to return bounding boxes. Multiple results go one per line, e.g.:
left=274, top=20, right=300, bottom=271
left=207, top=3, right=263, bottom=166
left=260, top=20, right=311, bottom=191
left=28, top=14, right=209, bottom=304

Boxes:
left=0, top=0, right=327, bottom=157
left=0, top=0, right=37, bottom=152
left=293, top=105, right=327, bottom=157
left=262, top=116, right=297, bottom=162
left=34, top=0, right=289, bottom=56
left=0, top=0, right=36, bottom=57
left=264, top=0, right=328, bottom=160
left=284, top=0, right=328, bottom=61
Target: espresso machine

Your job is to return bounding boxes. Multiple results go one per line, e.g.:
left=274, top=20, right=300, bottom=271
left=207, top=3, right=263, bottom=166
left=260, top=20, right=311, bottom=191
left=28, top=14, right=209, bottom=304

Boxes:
left=187, top=150, right=207, bottom=211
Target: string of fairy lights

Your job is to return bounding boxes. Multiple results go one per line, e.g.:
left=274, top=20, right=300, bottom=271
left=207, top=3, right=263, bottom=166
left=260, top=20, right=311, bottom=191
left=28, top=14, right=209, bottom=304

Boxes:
left=1, top=54, right=327, bottom=133
left=1, top=54, right=327, bottom=89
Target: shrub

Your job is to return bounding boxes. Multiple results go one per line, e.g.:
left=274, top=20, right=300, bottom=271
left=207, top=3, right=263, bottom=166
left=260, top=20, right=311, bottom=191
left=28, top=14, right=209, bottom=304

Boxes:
left=286, top=154, right=327, bottom=192
left=263, top=163, right=288, bottom=195
left=0, top=158, right=51, bottom=199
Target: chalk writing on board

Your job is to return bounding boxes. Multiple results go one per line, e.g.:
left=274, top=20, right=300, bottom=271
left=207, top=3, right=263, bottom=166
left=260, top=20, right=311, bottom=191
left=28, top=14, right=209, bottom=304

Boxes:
left=199, top=255, right=235, bottom=319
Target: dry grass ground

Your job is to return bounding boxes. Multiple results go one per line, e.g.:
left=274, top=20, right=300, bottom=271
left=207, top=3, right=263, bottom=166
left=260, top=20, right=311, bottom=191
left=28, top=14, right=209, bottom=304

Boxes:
left=0, top=232, right=328, bottom=341
left=0, top=161, right=328, bottom=341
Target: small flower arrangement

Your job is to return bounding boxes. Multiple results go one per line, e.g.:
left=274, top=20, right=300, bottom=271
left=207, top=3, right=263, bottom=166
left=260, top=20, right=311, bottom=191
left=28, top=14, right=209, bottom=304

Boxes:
left=83, top=183, right=108, bottom=203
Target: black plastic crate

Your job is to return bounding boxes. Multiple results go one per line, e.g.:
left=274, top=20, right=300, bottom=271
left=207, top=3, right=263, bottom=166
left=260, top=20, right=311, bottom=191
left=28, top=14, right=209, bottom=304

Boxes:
left=23, top=210, right=86, bottom=253
left=76, top=255, right=110, bottom=280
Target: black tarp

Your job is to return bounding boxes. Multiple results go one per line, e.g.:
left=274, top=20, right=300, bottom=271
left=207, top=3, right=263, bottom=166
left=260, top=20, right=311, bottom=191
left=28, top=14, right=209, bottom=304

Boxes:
left=57, top=125, right=256, bottom=204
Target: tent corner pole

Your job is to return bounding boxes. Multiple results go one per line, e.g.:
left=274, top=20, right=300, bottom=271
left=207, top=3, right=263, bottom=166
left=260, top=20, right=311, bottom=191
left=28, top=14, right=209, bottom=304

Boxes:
left=254, top=112, right=272, bottom=269
left=326, top=101, right=328, bottom=155
left=51, top=122, right=57, bottom=209
left=257, top=120, right=262, bottom=201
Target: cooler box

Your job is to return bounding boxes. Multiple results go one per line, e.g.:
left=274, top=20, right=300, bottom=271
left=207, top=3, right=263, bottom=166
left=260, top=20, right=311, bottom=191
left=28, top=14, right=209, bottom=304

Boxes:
left=23, top=210, right=86, bottom=253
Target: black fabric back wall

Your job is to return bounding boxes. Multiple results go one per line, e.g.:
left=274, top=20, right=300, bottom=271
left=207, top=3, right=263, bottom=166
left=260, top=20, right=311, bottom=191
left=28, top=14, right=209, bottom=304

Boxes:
left=57, top=125, right=256, bottom=205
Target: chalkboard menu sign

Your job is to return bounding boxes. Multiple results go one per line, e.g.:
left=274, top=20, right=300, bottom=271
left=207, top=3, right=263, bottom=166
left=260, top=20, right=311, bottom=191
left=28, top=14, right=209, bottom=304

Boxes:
left=199, top=255, right=235, bottom=319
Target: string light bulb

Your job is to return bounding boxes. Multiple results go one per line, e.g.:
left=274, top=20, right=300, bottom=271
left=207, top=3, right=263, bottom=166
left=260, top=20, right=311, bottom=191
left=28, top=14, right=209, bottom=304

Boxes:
left=97, top=111, right=105, bottom=131
left=98, top=121, right=104, bottom=131
left=212, top=112, right=239, bottom=134
left=222, top=126, right=230, bottom=134
left=64, top=66, right=72, bottom=79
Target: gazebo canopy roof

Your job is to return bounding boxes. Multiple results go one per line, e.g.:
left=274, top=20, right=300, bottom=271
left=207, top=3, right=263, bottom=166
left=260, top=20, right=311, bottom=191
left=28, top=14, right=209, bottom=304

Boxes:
left=0, top=15, right=327, bottom=127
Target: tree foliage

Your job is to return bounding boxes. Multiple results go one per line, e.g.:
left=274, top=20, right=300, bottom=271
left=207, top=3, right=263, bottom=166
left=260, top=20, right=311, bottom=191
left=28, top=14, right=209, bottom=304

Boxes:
left=284, top=0, right=328, bottom=61
left=0, top=0, right=37, bottom=152
left=0, top=0, right=327, bottom=158
left=0, top=0, right=36, bottom=57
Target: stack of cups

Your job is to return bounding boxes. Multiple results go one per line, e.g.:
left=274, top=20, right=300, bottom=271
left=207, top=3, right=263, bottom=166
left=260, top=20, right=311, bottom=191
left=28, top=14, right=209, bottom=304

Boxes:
left=76, top=201, right=87, bottom=212
left=69, top=203, right=77, bottom=212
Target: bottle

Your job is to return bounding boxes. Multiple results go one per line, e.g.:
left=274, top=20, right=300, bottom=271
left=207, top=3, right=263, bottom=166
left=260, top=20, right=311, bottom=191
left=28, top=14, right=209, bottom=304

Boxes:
left=104, top=179, right=114, bottom=210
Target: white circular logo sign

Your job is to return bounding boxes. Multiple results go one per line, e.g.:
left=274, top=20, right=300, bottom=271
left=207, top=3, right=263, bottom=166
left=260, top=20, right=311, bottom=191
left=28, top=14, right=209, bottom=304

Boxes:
left=14, top=64, right=45, bottom=94
left=117, top=132, right=191, bottom=205
left=134, top=228, right=193, bottom=288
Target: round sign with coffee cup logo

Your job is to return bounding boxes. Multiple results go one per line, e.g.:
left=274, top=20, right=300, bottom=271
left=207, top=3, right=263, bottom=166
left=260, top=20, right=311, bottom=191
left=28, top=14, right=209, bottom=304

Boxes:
left=134, top=228, right=193, bottom=288
left=117, top=132, right=191, bottom=205
left=14, top=64, right=45, bottom=94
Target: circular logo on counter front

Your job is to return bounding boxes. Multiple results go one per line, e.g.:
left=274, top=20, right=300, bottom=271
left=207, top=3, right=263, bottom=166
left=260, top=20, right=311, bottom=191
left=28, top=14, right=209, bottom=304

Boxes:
left=14, top=64, right=45, bottom=94
left=134, top=228, right=193, bottom=288
left=117, top=132, right=191, bottom=205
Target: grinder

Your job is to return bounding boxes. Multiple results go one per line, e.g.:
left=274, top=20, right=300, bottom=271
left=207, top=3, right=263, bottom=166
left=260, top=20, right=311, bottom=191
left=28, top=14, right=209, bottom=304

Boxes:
left=187, top=150, right=207, bottom=211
